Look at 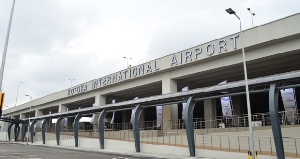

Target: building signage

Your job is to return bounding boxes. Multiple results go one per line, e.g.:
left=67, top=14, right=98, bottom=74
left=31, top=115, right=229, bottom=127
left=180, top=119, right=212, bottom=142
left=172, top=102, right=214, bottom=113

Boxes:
left=68, top=34, right=239, bottom=96
left=92, top=60, right=159, bottom=90
left=68, top=83, right=88, bottom=96
left=170, top=34, right=239, bottom=66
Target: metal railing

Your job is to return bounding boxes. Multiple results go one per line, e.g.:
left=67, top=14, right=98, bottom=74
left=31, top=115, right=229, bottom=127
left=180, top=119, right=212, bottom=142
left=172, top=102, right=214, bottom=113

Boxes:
left=13, top=109, right=300, bottom=157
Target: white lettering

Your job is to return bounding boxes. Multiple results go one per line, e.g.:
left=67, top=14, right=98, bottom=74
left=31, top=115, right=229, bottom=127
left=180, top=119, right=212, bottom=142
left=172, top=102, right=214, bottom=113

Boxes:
left=231, top=34, right=239, bottom=49
left=112, top=73, right=117, bottom=83
left=171, top=55, right=178, bottom=66
left=139, top=65, right=144, bottom=75
left=118, top=71, right=122, bottom=81
left=123, top=70, right=128, bottom=79
left=195, top=48, right=202, bottom=59
left=185, top=51, right=192, bottom=62
left=154, top=61, right=159, bottom=71
left=107, top=76, right=111, bottom=85
left=180, top=52, right=183, bottom=64
left=206, top=43, right=214, bottom=56
left=218, top=39, right=227, bottom=53
left=132, top=67, right=138, bottom=77
left=146, top=63, right=152, bottom=73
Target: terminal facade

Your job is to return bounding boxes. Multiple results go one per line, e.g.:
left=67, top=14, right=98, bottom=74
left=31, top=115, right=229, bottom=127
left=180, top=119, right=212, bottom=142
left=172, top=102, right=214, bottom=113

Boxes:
left=1, top=14, right=300, bottom=133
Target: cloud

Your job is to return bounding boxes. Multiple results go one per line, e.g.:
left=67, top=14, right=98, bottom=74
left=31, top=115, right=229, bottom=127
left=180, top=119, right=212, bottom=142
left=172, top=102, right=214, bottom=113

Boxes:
left=0, top=0, right=299, bottom=108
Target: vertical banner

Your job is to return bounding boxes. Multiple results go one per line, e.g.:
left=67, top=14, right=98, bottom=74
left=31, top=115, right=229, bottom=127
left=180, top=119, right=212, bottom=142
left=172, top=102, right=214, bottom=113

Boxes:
left=64, top=108, right=68, bottom=127
left=49, top=111, right=52, bottom=128
left=130, top=97, right=139, bottom=123
left=90, top=104, right=96, bottom=124
left=220, top=96, right=233, bottom=119
left=156, top=105, right=162, bottom=127
left=219, top=81, right=233, bottom=119
left=182, top=86, right=189, bottom=120
left=110, top=99, right=116, bottom=124
left=280, top=88, right=297, bottom=124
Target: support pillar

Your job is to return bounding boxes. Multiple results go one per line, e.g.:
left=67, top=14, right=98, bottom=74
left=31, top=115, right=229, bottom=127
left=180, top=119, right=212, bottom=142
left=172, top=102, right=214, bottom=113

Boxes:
left=204, top=99, right=216, bottom=128
left=7, top=123, right=13, bottom=141
left=55, top=116, right=63, bottom=145
left=269, top=83, right=285, bottom=159
left=58, top=105, right=68, bottom=131
left=184, top=96, right=196, bottom=157
left=20, top=113, right=26, bottom=119
left=94, top=94, right=106, bottom=132
left=58, top=104, right=67, bottom=112
left=35, top=109, right=43, bottom=132
left=14, top=123, right=20, bottom=141
left=98, top=109, right=107, bottom=149
left=30, top=119, right=38, bottom=143
left=162, top=72, right=177, bottom=130
left=73, top=113, right=82, bottom=147
left=21, top=123, right=27, bottom=142
left=41, top=118, right=49, bottom=144
left=35, top=109, right=43, bottom=117
left=132, top=105, right=143, bottom=152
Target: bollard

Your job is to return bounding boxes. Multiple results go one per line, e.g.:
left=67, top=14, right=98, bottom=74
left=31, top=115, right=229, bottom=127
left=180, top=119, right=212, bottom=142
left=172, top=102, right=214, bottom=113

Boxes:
left=256, top=151, right=258, bottom=159
left=247, top=151, right=249, bottom=159
left=248, top=151, right=252, bottom=159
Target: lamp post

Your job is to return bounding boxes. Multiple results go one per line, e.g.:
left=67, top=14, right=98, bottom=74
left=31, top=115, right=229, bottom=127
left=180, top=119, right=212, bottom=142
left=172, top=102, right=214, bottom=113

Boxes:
left=68, top=79, right=75, bottom=87
left=226, top=8, right=255, bottom=159
left=25, top=94, right=32, bottom=145
left=14, top=82, right=23, bottom=107
left=0, top=0, right=15, bottom=92
left=123, top=57, right=132, bottom=68
left=247, top=8, right=255, bottom=27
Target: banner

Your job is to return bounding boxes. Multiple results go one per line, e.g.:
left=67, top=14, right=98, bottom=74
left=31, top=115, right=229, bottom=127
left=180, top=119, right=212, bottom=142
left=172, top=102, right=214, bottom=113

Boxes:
left=110, top=99, right=116, bottom=124
left=130, top=97, right=139, bottom=123
left=182, top=86, right=189, bottom=120
left=219, top=81, right=233, bottom=119
left=64, top=108, right=68, bottom=127
left=220, top=96, right=233, bottom=119
left=280, top=88, right=297, bottom=124
left=156, top=105, right=162, bottom=127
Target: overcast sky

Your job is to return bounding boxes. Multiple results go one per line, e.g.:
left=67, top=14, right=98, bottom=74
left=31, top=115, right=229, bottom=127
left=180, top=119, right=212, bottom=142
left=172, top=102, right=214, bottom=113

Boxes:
left=0, top=0, right=299, bottom=108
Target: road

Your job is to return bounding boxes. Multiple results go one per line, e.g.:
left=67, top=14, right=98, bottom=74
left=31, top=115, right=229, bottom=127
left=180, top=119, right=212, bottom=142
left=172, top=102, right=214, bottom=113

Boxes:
left=0, top=142, right=166, bottom=159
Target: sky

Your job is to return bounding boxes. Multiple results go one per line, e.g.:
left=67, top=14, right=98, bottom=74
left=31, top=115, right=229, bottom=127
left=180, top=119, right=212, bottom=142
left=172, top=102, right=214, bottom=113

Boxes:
left=0, top=0, right=299, bottom=109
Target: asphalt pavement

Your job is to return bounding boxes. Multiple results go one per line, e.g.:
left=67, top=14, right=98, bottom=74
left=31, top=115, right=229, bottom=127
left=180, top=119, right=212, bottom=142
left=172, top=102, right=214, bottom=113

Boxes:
left=0, top=141, right=168, bottom=159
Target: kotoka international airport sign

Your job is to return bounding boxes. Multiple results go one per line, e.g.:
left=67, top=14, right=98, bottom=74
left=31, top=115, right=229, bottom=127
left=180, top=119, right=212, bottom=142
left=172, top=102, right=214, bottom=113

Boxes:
left=68, top=34, right=240, bottom=96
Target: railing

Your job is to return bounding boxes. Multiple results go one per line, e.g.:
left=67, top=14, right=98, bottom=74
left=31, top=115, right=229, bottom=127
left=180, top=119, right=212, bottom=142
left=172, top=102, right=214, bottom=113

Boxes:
left=33, top=130, right=300, bottom=158
left=6, top=109, right=300, bottom=157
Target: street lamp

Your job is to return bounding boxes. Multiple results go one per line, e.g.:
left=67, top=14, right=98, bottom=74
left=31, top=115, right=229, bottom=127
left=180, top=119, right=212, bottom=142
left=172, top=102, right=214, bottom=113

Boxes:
left=25, top=94, right=32, bottom=145
left=14, top=82, right=23, bottom=107
left=0, top=0, right=16, bottom=91
left=226, top=8, right=255, bottom=159
left=68, top=79, right=75, bottom=87
left=247, top=8, right=255, bottom=27
left=123, top=57, right=132, bottom=68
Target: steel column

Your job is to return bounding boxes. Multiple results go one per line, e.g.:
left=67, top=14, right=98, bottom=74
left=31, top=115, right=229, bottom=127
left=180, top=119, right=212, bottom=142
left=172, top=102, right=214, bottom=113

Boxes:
left=14, top=123, right=20, bottom=141
left=132, top=105, right=143, bottom=152
left=55, top=116, right=63, bottom=145
left=30, top=119, right=38, bottom=143
left=269, top=83, right=285, bottom=159
left=41, top=118, right=49, bottom=144
left=98, top=110, right=107, bottom=149
left=7, top=122, right=13, bottom=141
left=21, top=123, right=27, bottom=142
left=184, top=96, right=196, bottom=157
left=73, top=113, right=82, bottom=147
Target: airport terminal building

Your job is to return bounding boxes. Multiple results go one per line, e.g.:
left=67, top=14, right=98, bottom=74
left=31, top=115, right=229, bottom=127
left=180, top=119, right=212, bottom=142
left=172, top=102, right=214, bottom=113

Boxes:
left=1, top=13, right=300, bottom=158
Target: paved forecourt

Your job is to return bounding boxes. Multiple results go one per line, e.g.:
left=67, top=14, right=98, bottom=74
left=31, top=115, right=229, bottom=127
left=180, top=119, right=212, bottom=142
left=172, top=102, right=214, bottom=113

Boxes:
left=0, top=142, right=170, bottom=159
